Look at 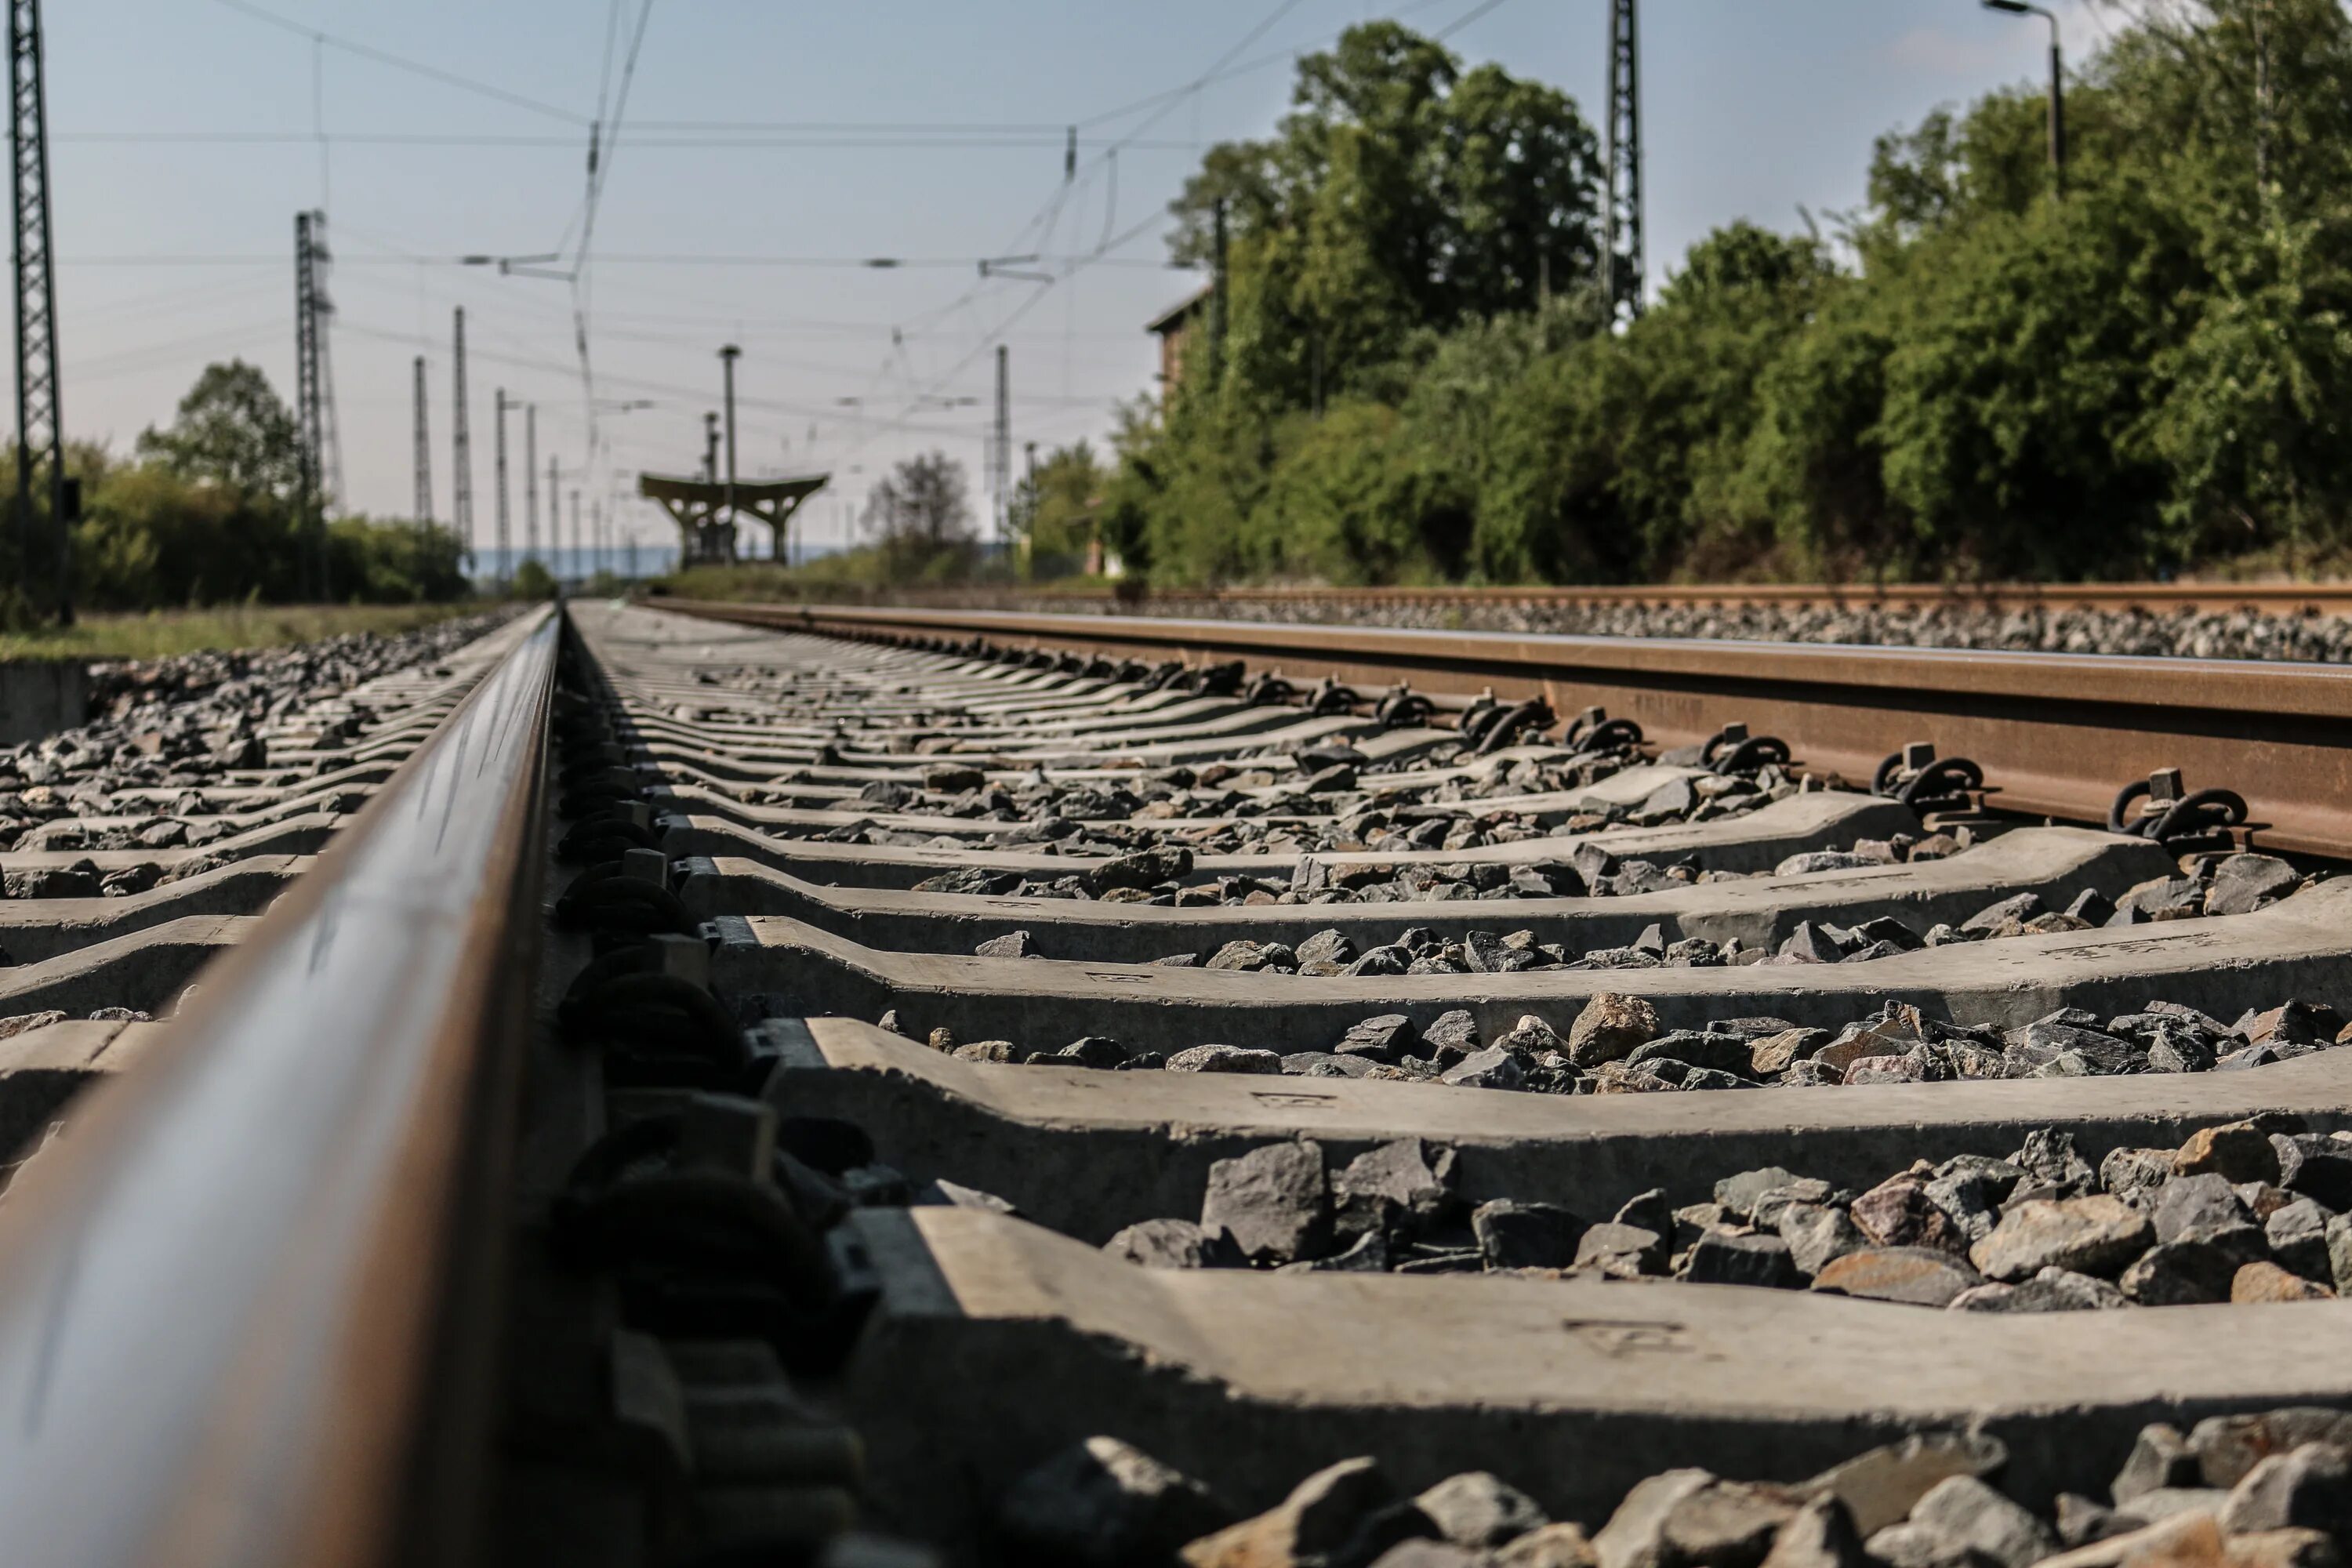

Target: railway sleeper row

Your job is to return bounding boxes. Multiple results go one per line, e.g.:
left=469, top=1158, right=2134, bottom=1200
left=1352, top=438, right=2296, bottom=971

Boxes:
left=507, top=601, right=2352, bottom=1568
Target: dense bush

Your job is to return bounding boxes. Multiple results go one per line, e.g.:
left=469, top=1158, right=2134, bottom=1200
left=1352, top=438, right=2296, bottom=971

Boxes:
left=1, top=360, right=471, bottom=622
left=1104, top=2, right=2352, bottom=587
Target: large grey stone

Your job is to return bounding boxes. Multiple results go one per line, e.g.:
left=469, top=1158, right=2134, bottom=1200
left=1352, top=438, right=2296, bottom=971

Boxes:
left=1414, top=1471, right=1549, bottom=1549
left=2219, top=1444, right=2352, bottom=1538
left=2151, top=1174, right=2256, bottom=1247
left=1685, top=1231, right=1798, bottom=1289
left=2205, top=855, right=2302, bottom=917
left=2119, top=1240, right=2241, bottom=1306
left=1180, top=1456, right=1401, bottom=1568
left=1800, top=1432, right=2009, bottom=1536
left=2112, top=1424, right=2199, bottom=1504
left=1442, top=1047, right=1526, bottom=1091
left=1105, top=1218, right=1238, bottom=1271
left=1955, top=1267, right=2125, bottom=1314
left=1167, top=1044, right=1283, bottom=1075
left=1334, top=1138, right=1458, bottom=1243
left=1657, top=1479, right=1803, bottom=1568
left=1569, top=993, right=1658, bottom=1068
left=1777, top=1203, right=1869, bottom=1277
left=1473, top=1200, right=1585, bottom=1271
left=1575, top=1222, right=1668, bottom=1278
left=1593, top=1470, right=1715, bottom=1568
left=1811, top=1247, right=1983, bottom=1308
left=2190, top=1410, right=2352, bottom=1489
left=1759, top=1496, right=1868, bottom=1568
left=1969, top=1197, right=2151, bottom=1283
left=1885, top=1476, right=2053, bottom=1568
left=1200, top=1141, right=1331, bottom=1265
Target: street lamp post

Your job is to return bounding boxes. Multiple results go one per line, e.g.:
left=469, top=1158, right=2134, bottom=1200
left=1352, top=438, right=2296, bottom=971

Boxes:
left=1984, top=0, right=2064, bottom=196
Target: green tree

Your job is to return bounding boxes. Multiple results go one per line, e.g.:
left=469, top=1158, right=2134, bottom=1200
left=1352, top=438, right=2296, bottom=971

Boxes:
left=1010, top=441, right=1107, bottom=575
left=1167, top=22, right=1601, bottom=412
left=134, top=359, right=303, bottom=499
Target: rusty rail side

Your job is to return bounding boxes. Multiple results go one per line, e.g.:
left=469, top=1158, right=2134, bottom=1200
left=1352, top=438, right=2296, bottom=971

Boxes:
left=0, top=605, right=559, bottom=1568
left=655, top=579, right=2352, bottom=617
left=659, top=601, right=2352, bottom=859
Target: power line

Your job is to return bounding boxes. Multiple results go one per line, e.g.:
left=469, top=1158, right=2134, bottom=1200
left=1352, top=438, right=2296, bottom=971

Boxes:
left=1436, top=0, right=1515, bottom=39
left=55, top=129, right=1210, bottom=151
left=206, top=0, right=590, bottom=125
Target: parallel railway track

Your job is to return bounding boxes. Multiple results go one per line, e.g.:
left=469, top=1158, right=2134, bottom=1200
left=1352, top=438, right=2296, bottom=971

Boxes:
left=5, top=598, right=2352, bottom=1566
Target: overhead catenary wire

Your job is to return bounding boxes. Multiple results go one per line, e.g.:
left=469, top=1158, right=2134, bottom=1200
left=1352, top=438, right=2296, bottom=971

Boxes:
left=206, top=0, right=590, bottom=125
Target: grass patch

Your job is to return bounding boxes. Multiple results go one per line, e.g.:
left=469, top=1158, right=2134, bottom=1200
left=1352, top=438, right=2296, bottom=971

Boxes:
left=0, top=602, right=483, bottom=663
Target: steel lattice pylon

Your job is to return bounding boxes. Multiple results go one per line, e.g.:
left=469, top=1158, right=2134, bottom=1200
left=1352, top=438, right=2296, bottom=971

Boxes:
left=1603, top=0, right=1644, bottom=324
left=9, top=0, right=66, bottom=622
left=295, top=211, right=326, bottom=598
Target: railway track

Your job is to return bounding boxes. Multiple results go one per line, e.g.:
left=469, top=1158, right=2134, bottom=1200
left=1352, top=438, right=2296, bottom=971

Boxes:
left=5, top=598, right=2352, bottom=1566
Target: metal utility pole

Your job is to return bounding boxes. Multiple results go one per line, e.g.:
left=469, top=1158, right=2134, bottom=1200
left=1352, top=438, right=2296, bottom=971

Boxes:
left=991, top=343, right=1011, bottom=545
left=569, top=488, right=581, bottom=579
left=493, top=388, right=510, bottom=587
left=523, top=404, right=536, bottom=567
left=410, top=355, right=430, bottom=593
left=451, top=308, right=473, bottom=573
left=411, top=356, right=430, bottom=524
left=702, top=412, right=719, bottom=484
left=1982, top=2, right=2063, bottom=196
left=295, top=212, right=327, bottom=599
left=547, top=455, right=558, bottom=578
left=1602, top=0, right=1645, bottom=322
left=719, top=344, right=740, bottom=562
left=8, top=0, right=67, bottom=623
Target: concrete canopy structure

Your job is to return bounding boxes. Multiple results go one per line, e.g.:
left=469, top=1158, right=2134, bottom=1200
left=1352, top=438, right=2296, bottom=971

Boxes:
left=639, top=470, right=829, bottom=566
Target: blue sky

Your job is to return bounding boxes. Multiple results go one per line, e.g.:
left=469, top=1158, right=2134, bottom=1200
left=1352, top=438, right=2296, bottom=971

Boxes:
left=39, top=0, right=2108, bottom=556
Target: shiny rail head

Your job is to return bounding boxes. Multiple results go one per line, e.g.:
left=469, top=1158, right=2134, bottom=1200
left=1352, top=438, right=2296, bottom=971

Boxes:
left=0, top=606, right=558, bottom=1568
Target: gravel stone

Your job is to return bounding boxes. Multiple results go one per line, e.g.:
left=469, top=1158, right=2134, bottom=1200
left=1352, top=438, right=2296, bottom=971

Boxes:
left=999, top=1436, right=1236, bottom=1566
left=2114, top=1425, right=2204, bottom=1504
left=1200, top=1141, right=1331, bottom=1265
left=1421, top=1009, right=1482, bottom=1060
left=1813, top=1247, right=1984, bottom=1307
left=2220, top=1445, right=2352, bottom=1537
left=1969, top=1196, right=2151, bottom=1282
left=2121, top=1240, right=2245, bottom=1305
left=1777, top=1203, right=1870, bottom=1276
left=1568, top=992, right=1659, bottom=1067
left=1953, top=1266, right=2127, bottom=1312
left=1414, top=1472, right=1549, bottom=1548
left=1473, top=1200, right=1585, bottom=1270
left=1442, top=1047, right=1526, bottom=1091
left=1870, top=1476, right=2054, bottom=1568
left=2205, top=854, right=2303, bottom=917
left=2176, top=1121, right=2285, bottom=1185
left=974, top=929, right=1040, bottom=958
left=1180, top=1456, right=1399, bottom=1568
left=2233, top=1261, right=2336, bottom=1302
left=1334, top=1138, right=1459, bottom=1242
left=1684, top=1231, right=1799, bottom=1288
left=1104, top=1218, right=1240, bottom=1269
left=1167, top=1044, right=1284, bottom=1074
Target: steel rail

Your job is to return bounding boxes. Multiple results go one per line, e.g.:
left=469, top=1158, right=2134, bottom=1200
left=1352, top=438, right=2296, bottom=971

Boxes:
left=693, top=579, right=2352, bottom=617
left=0, top=605, right=558, bottom=1568
left=659, top=601, right=2352, bottom=859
